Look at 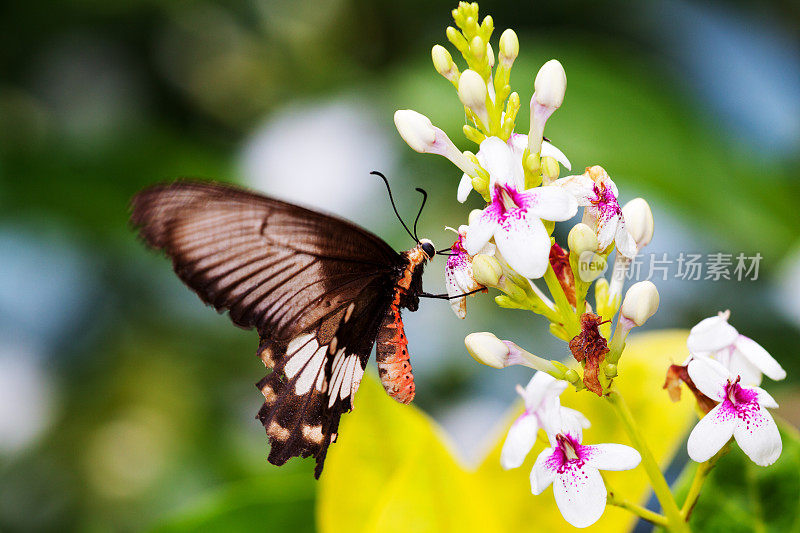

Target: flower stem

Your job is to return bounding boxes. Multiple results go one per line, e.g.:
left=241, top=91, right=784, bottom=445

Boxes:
left=680, top=447, right=725, bottom=520
left=605, top=389, right=689, bottom=533
left=607, top=490, right=668, bottom=527
left=543, top=265, right=579, bottom=337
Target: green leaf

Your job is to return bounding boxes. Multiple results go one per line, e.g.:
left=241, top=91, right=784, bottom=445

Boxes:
left=671, top=420, right=800, bottom=532
left=319, top=330, right=695, bottom=532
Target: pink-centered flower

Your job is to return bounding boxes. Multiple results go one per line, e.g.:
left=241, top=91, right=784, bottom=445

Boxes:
left=532, top=420, right=641, bottom=528
left=500, top=372, right=590, bottom=470
left=464, top=136, right=578, bottom=279
left=457, top=133, right=572, bottom=202
left=686, top=310, right=786, bottom=386
left=444, top=225, right=493, bottom=319
left=686, top=356, right=781, bottom=466
left=552, top=165, right=636, bottom=258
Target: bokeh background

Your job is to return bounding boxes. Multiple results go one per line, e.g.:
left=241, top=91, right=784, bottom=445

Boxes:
left=1, top=0, right=798, bottom=531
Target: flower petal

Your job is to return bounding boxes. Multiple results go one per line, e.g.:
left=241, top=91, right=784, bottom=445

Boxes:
left=687, top=403, right=736, bottom=463
left=464, top=207, right=499, bottom=256
left=584, top=443, right=641, bottom=471
left=521, top=372, right=568, bottom=411
left=733, top=405, right=782, bottom=466
left=687, top=314, right=739, bottom=353
left=560, top=407, right=591, bottom=429
left=500, top=413, right=540, bottom=469
left=687, top=356, right=730, bottom=401
left=494, top=213, right=551, bottom=278
left=518, top=186, right=578, bottom=222
left=531, top=447, right=557, bottom=495
left=551, top=174, right=595, bottom=205
left=734, top=335, right=786, bottom=381
left=753, top=387, right=779, bottom=409
left=725, top=347, right=763, bottom=386
left=614, top=221, right=637, bottom=258
left=541, top=140, right=571, bottom=170
left=457, top=173, right=473, bottom=203
left=444, top=255, right=467, bottom=319
left=595, top=211, right=618, bottom=251
left=477, top=136, right=516, bottom=189
left=553, top=465, right=607, bottom=528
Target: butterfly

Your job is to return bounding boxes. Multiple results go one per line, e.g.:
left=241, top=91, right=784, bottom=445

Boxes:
left=130, top=174, right=470, bottom=478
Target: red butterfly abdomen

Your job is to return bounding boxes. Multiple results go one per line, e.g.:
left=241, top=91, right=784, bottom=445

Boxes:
left=375, top=303, right=415, bottom=404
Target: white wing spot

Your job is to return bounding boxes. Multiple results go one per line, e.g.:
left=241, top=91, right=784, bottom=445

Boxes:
left=344, top=303, right=356, bottom=323
left=302, top=424, right=325, bottom=445
left=340, top=355, right=358, bottom=400
left=295, top=345, right=326, bottom=395
left=267, top=421, right=290, bottom=441
left=350, top=361, right=365, bottom=404
left=261, top=384, right=277, bottom=402
left=283, top=334, right=317, bottom=378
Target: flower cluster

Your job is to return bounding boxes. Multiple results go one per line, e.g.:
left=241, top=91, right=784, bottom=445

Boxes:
left=394, top=2, right=787, bottom=530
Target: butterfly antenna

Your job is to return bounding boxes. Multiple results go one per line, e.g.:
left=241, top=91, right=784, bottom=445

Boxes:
left=412, top=187, right=427, bottom=242
left=371, top=171, right=416, bottom=243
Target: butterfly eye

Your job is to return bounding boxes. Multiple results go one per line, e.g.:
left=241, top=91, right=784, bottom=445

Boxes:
left=420, top=240, right=435, bottom=259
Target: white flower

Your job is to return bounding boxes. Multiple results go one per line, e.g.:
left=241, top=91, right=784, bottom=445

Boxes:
left=463, top=137, right=577, bottom=279
left=531, top=422, right=641, bottom=528
left=500, top=372, right=590, bottom=470
left=552, top=165, right=636, bottom=258
left=457, top=133, right=570, bottom=203
left=687, top=310, right=786, bottom=386
left=444, top=225, right=494, bottom=319
left=686, top=356, right=782, bottom=466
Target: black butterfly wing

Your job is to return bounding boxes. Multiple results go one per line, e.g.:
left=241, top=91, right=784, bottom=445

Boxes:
left=130, top=180, right=404, bottom=477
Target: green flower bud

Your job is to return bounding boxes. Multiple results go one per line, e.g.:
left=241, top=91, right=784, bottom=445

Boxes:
left=568, top=223, right=599, bottom=256
left=541, top=156, right=560, bottom=184
left=604, top=364, right=618, bottom=378
left=564, top=368, right=580, bottom=384
left=498, top=29, right=519, bottom=67
left=432, top=44, right=459, bottom=84
left=472, top=254, right=503, bottom=287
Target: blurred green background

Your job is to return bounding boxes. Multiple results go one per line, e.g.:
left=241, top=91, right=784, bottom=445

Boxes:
left=1, top=0, right=798, bottom=531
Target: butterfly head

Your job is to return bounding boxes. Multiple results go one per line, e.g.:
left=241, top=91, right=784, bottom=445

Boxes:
left=418, top=238, right=435, bottom=260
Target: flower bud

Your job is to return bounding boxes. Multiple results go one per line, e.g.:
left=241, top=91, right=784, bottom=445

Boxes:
left=393, top=110, right=435, bottom=153
left=469, top=36, right=485, bottom=62
left=622, top=198, right=654, bottom=250
left=472, top=254, right=503, bottom=286
left=458, top=69, right=489, bottom=125
left=432, top=45, right=459, bottom=83
left=541, top=156, right=560, bottom=184
left=620, top=281, right=660, bottom=327
left=604, top=363, right=618, bottom=378
left=498, top=29, right=518, bottom=67
left=486, top=42, right=495, bottom=68
left=528, top=59, right=567, bottom=155
left=465, top=332, right=509, bottom=369
left=533, top=59, right=566, bottom=110
left=564, top=368, right=580, bottom=384
left=568, top=223, right=598, bottom=256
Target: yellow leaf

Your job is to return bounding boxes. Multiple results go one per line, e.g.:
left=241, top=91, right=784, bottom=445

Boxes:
left=318, top=330, right=695, bottom=533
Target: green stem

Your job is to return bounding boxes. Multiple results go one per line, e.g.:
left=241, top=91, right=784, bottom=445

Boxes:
left=607, top=490, right=668, bottom=527
left=680, top=447, right=725, bottom=520
left=543, top=265, right=579, bottom=337
left=605, top=389, right=689, bottom=533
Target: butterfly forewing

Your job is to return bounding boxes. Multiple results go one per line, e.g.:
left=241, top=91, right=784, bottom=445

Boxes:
left=130, top=181, right=404, bottom=476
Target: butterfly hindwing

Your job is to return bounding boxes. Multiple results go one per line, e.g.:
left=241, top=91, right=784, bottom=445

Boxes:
left=130, top=180, right=404, bottom=476
left=255, top=283, right=391, bottom=477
